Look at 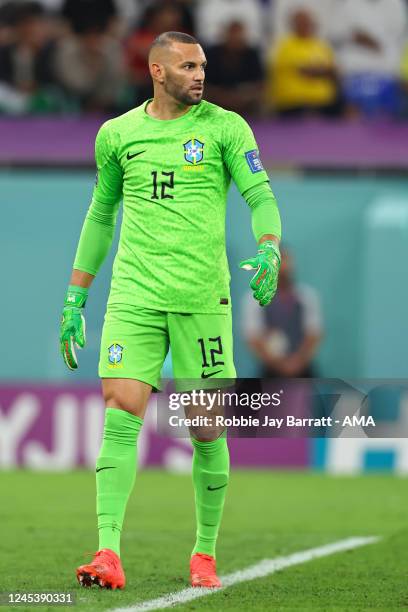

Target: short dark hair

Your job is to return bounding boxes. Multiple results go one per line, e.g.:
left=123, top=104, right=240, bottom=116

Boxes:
left=150, top=31, right=199, bottom=53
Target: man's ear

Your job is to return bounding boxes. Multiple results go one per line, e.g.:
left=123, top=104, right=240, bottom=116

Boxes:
left=150, top=62, right=165, bottom=84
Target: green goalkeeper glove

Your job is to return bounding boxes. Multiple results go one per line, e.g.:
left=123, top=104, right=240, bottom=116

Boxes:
left=60, top=285, right=88, bottom=370
left=239, top=240, right=281, bottom=307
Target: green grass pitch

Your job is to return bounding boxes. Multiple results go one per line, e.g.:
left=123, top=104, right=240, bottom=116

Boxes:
left=1, top=470, right=407, bottom=611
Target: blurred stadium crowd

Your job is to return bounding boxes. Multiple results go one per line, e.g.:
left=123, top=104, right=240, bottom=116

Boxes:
left=1, top=0, right=408, bottom=118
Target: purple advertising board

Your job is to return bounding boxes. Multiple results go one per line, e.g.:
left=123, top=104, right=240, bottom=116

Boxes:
left=1, top=117, right=408, bottom=168
left=0, top=385, right=308, bottom=470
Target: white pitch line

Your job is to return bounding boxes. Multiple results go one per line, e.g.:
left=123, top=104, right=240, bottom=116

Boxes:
left=110, top=536, right=380, bottom=612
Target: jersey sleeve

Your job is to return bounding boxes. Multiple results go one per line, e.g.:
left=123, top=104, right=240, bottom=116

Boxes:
left=222, top=111, right=269, bottom=195
left=92, top=121, right=123, bottom=206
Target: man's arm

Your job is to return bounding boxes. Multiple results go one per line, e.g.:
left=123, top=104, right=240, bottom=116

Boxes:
left=60, top=121, right=123, bottom=370
left=222, top=112, right=282, bottom=306
left=280, top=285, right=323, bottom=375
left=244, top=180, right=281, bottom=243
left=70, top=269, right=94, bottom=288
left=248, top=331, right=321, bottom=376
left=240, top=182, right=281, bottom=306
left=278, top=332, right=321, bottom=376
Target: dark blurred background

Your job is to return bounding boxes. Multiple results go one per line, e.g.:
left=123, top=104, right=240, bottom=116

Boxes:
left=0, top=0, right=408, bottom=118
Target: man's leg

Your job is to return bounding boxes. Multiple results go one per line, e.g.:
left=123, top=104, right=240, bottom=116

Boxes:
left=188, top=416, right=230, bottom=588
left=96, top=379, right=151, bottom=557
left=77, top=379, right=152, bottom=589
left=191, top=432, right=229, bottom=546
left=168, top=311, right=235, bottom=587
left=77, top=305, right=168, bottom=589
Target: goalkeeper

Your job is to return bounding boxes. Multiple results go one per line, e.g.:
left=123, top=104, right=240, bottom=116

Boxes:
left=60, top=31, right=281, bottom=590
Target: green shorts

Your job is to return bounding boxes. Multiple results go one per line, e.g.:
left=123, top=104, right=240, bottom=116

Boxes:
left=98, top=304, right=236, bottom=389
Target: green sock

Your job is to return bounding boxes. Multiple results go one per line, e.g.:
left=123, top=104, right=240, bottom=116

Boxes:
left=96, top=407, right=143, bottom=557
left=191, top=435, right=230, bottom=558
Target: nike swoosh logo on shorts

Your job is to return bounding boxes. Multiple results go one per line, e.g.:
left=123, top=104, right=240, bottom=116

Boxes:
left=201, top=370, right=222, bottom=379
left=96, top=466, right=117, bottom=473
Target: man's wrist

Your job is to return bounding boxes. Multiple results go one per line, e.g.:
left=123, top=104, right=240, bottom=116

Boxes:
left=258, top=240, right=281, bottom=262
left=64, top=285, right=89, bottom=308
left=258, top=234, right=280, bottom=246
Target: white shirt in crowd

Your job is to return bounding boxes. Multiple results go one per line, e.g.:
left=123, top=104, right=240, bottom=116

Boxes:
left=195, top=0, right=266, bottom=47
left=329, top=0, right=407, bottom=75
left=241, top=284, right=323, bottom=342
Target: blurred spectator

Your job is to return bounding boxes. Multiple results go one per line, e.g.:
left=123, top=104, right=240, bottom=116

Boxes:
left=0, top=2, right=59, bottom=113
left=205, top=21, right=264, bottom=116
left=34, top=0, right=63, bottom=10
left=0, top=0, right=64, bottom=12
left=114, top=0, right=144, bottom=31
left=0, top=2, right=18, bottom=45
left=196, top=0, right=265, bottom=48
left=400, top=43, right=408, bottom=117
left=125, top=1, right=185, bottom=106
left=114, top=0, right=194, bottom=38
left=61, top=0, right=117, bottom=35
left=54, top=20, right=124, bottom=112
left=166, top=0, right=195, bottom=35
left=329, top=0, right=407, bottom=117
left=266, top=9, right=340, bottom=117
left=270, top=0, right=336, bottom=40
left=242, top=247, right=323, bottom=378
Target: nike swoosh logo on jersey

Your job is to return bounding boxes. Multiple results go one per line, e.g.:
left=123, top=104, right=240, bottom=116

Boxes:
left=207, top=483, right=228, bottom=491
left=96, top=466, right=117, bottom=472
left=201, top=369, right=222, bottom=379
left=126, top=150, right=146, bottom=160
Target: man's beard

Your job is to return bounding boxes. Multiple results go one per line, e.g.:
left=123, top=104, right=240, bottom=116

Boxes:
left=164, top=80, right=203, bottom=105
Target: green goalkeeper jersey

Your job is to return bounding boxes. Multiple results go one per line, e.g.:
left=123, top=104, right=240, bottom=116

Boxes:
left=87, top=99, right=269, bottom=313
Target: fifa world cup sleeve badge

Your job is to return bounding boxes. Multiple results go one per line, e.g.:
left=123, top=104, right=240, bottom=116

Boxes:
left=245, top=149, right=264, bottom=173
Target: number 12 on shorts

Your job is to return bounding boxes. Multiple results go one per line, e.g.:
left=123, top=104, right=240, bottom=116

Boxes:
left=198, top=336, right=225, bottom=369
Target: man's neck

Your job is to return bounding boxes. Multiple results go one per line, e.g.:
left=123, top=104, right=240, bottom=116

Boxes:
left=146, top=97, right=192, bottom=120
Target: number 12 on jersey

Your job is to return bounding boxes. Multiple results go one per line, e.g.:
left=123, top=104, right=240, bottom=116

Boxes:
left=151, top=171, right=175, bottom=200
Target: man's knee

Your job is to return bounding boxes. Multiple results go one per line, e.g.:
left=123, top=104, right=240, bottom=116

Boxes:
left=102, top=379, right=150, bottom=419
left=103, top=389, right=134, bottom=414
left=190, top=426, right=226, bottom=443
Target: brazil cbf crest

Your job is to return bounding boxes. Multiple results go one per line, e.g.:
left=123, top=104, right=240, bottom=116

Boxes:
left=184, top=138, right=204, bottom=164
left=108, top=343, right=124, bottom=366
